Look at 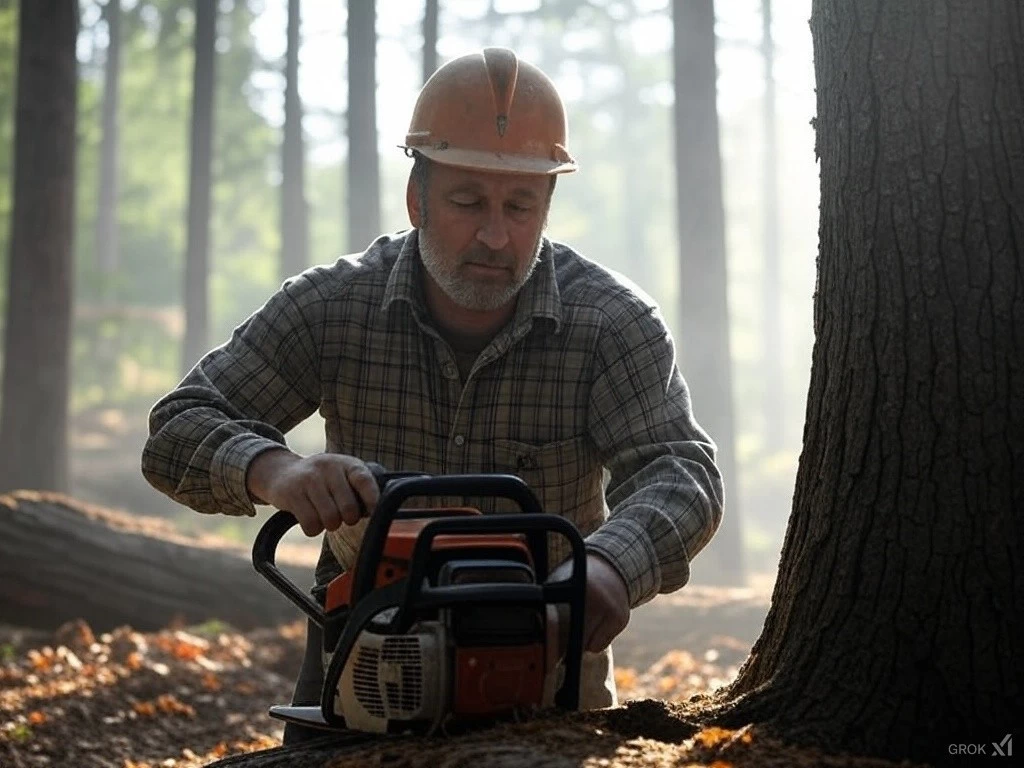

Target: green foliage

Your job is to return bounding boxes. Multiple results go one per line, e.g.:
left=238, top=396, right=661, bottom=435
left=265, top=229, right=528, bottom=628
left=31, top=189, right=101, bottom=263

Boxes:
left=7, top=722, right=32, bottom=743
left=70, top=0, right=283, bottom=413
left=186, top=618, right=234, bottom=637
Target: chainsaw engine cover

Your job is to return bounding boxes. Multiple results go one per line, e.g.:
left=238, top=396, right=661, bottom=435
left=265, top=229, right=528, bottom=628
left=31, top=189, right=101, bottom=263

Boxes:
left=330, top=555, right=550, bottom=732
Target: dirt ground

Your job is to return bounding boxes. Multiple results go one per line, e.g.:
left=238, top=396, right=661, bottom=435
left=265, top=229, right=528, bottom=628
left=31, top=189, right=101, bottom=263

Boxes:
left=0, top=588, right=767, bottom=768
left=0, top=587, right=925, bottom=768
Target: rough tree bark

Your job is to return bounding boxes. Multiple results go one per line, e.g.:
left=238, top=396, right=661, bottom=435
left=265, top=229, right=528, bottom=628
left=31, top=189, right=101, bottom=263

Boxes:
left=672, top=0, right=745, bottom=585
left=280, top=0, right=308, bottom=283
left=181, top=0, right=216, bottom=375
left=0, top=0, right=78, bottom=494
left=712, top=0, right=1024, bottom=763
left=0, top=492, right=315, bottom=632
left=346, top=0, right=380, bottom=253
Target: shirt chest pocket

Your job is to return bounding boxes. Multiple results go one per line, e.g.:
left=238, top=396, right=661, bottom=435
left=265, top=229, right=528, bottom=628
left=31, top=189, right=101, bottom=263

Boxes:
left=491, top=436, right=605, bottom=538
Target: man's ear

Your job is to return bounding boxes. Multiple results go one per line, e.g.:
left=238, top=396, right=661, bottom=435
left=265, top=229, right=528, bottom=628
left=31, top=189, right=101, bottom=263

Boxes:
left=407, top=175, right=423, bottom=229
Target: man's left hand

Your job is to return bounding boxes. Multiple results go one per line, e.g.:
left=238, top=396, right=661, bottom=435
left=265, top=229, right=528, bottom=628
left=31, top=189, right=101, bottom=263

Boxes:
left=549, top=552, right=630, bottom=653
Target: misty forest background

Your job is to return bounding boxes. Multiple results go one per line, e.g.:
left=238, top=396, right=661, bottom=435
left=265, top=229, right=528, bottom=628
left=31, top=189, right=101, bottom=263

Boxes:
left=0, top=0, right=819, bottom=587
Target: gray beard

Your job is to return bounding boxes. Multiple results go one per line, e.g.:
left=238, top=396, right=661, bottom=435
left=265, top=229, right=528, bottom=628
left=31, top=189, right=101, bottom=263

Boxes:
left=418, top=229, right=543, bottom=312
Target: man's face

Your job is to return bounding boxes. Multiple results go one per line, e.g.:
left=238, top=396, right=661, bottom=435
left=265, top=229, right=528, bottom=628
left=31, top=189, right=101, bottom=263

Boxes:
left=409, top=163, right=551, bottom=312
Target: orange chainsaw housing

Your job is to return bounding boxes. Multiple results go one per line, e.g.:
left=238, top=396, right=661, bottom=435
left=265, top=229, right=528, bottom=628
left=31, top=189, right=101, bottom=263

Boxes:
left=324, top=507, right=533, bottom=612
left=322, top=506, right=547, bottom=719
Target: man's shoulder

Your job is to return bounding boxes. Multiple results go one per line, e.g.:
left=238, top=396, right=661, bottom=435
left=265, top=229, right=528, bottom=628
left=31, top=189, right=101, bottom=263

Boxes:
left=290, top=232, right=407, bottom=300
left=548, top=240, right=661, bottom=325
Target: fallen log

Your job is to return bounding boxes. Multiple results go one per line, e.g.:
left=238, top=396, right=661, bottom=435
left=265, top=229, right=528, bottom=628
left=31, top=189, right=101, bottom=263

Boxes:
left=0, top=490, right=318, bottom=632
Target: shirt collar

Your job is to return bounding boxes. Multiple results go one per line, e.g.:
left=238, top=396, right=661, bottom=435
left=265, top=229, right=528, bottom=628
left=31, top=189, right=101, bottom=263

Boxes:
left=380, top=230, right=563, bottom=336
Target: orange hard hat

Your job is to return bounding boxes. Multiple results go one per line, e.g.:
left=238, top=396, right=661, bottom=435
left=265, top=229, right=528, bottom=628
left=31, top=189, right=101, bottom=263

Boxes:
left=402, top=47, right=577, bottom=176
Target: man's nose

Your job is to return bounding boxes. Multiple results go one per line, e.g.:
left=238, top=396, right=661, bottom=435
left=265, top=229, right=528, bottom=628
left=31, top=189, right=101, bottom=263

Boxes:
left=476, top=207, right=510, bottom=250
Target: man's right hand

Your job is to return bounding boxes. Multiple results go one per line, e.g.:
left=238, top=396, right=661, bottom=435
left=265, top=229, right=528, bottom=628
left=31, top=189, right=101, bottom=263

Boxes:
left=246, top=448, right=381, bottom=537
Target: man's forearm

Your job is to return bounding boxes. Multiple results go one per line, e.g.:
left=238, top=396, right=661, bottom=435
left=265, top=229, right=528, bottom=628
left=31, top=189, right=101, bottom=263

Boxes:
left=142, top=367, right=295, bottom=517
left=586, top=449, right=723, bottom=608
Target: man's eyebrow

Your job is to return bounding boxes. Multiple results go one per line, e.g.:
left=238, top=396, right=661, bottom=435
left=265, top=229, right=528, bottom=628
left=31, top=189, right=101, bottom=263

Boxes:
left=510, top=187, right=540, bottom=201
left=445, top=183, right=541, bottom=201
left=447, top=183, right=482, bottom=195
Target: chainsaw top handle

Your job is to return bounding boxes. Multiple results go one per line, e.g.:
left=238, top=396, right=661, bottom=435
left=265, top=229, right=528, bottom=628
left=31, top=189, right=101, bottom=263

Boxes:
left=251, top=469, right=553, bottom=627
left=250, top=465, right=427, bottom=627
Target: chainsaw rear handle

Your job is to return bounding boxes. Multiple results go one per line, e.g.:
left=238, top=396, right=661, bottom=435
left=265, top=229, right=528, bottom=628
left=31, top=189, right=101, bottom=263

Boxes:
left=251, top=466, right=428, bottom=627
left=251, top=510, right=326, bottom=625
left=348, top=473, right=547, bottom=605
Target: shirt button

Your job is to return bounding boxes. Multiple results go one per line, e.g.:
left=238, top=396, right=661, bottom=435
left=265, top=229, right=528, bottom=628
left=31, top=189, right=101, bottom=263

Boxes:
left=443, top=362, right=458, bottom=379
left=454, top=434, right=465, bottom=446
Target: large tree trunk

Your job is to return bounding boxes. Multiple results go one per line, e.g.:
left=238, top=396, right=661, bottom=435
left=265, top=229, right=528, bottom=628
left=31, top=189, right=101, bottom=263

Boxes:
left=0, top=491, right=316, bottom=632
left=713, top=0, right=1024, bottom=763
left=759, top=0, right=784, bottom=452
left=95, top=0, right=121, bottom=279
left=280, top=0, right=308, bottom=283
left=181, top=0, right=216, bottom=375
left=672, top=0, right=745, bottom=586
left=0, top=0, right=78, bottom=494
left=346, top=0, right=380, bottom=253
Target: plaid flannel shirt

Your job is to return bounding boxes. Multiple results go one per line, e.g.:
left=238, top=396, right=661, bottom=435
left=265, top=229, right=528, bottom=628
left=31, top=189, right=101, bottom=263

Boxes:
left=143, top=231, right=723, bottom=706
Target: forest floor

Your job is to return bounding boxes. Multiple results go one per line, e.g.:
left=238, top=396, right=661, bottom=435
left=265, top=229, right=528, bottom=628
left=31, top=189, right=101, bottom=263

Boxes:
left=0, top=607, right=923, bottom=768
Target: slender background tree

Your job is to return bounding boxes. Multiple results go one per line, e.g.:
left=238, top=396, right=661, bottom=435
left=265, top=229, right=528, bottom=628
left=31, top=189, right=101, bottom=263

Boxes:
left=672, top=0, right=745, bottom=584
left=95, top=0, right=121, bottom=281
left=280, top=0, right=308, bottom=282
left=346, top=0, right=380, bottom=253
left=760, top=0, right=784, bottom=452
left=422, top=0, right=438, bottom=83
left=181, top=0, right=216, bottom=375
left=0, top=0, right=79, bottom=493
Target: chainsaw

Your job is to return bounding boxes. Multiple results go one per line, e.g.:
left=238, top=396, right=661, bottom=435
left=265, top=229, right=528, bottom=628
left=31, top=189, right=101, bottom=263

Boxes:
left=252, top=471, right=587, bottom=736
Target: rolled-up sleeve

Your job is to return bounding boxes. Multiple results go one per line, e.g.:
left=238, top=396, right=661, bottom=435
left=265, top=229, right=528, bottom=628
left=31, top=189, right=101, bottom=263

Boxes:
left=583, top=303, right=724, bottom=608
left=141, top=272, right=327, bottom=517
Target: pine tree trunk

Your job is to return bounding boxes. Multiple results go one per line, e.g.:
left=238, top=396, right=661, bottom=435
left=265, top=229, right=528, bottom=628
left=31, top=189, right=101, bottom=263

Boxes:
left=280, top=0, right=308, bottom=283
left=0, top=0, right=78, bottom=494
left=422, top=0, right=438, bottom=84
left=181, top=0, right=216, bottom=374
left=346, top=0, right=380, bottom=253
left=672, top=0, right=745, bottom=585
left=760, top=0, right=785, bottom=451
left=714, top=1, right=1024, bottom=762
left=95, top=0, right=121, bottom=279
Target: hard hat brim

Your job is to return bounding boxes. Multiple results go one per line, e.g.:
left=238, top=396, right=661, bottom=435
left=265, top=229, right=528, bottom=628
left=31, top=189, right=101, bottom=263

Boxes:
left=405, top=145, right=577, bottom=176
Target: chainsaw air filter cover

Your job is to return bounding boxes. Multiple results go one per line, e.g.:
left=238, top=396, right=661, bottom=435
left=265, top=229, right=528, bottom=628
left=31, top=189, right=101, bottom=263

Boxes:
left=337, top=620, right=448, bottom=733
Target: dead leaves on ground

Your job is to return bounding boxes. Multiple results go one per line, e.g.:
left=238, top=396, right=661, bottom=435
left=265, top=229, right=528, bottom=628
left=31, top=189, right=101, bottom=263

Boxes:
left=1, top=619, right=302, bottom=767
left=2, top=617, right=754, bottom=768
left=616, top=646, right=744, bottom=702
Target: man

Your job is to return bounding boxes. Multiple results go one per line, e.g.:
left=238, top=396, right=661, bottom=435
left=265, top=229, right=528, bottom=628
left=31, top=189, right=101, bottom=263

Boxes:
left=142, top=47, right=723, bottom=741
